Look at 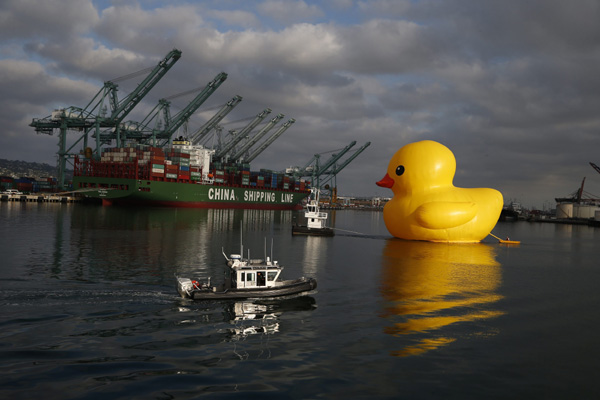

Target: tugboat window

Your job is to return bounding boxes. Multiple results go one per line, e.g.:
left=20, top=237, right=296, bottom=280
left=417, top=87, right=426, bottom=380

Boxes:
left=267, top=272, right=277, bottom=281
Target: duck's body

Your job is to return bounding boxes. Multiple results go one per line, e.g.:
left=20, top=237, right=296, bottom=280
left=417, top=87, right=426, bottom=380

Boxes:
left=376, top=140, right=503, bottom=243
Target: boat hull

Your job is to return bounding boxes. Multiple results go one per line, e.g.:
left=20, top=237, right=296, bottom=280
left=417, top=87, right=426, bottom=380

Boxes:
left=292, top=224, right=335, bottom=236
left=179, top=278, right=317, bottom=300
left=73, top=176, right=309, bottom=209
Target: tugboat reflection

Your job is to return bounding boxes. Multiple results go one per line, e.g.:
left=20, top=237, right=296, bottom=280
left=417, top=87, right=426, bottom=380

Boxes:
left=381, top=239, right=503, bottom=357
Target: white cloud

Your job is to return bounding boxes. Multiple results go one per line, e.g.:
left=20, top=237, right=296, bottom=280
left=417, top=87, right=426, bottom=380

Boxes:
left=0, top=0, right=98, bottom=39
left=258, top=0, right=324, bottom=24
left=209, top=9, right=262, bottom=29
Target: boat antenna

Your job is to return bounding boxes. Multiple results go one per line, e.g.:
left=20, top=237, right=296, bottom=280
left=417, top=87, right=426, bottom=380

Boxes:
left=240, top=220, right=243, bottom=257
left=271, top=237, right=274, bottom=261
left=264, top=237, right=267, bottom=261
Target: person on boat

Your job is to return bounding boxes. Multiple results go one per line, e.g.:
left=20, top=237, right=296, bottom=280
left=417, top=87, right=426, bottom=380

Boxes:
left=257, top=271, right=266, bottom=286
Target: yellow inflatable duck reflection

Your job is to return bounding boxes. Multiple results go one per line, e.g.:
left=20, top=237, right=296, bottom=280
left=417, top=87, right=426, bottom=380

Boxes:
left=381, top=239, right=503, bottom=357
left=376, top=140, right=503, bottom=242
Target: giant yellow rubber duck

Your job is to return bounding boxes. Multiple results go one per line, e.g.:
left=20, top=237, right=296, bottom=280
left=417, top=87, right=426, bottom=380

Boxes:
left=376, top=140, right=503, bottom=242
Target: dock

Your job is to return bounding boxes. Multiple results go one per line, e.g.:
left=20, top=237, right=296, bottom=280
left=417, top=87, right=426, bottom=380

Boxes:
left=0, top=193, right=81, bottom=203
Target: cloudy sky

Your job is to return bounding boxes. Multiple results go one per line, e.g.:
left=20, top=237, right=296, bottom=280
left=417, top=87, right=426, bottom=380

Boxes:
left=1, top=0, right=599, bottom=208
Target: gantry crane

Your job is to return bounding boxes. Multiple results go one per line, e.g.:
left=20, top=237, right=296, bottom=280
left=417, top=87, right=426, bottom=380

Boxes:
left=114, top=72, right=228, bottom=146
left=29, top=49, right=182, bottom=189
left=214, top=108, right=272, bottom=160
left=555, top=162, right=600, bottom=204
left=286, top=141, right=370, bottom=201
left=318, top=141, right=371, bottom=188
left=290, top=141, right=357, bottom=187
left=189, top=95, right=243, bottom=145
left=245, top=119, right=296, bottom=163
left=229, top=113, right=284, bottom=162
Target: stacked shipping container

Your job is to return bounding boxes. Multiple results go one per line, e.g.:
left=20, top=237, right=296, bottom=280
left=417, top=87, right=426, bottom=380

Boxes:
left=75, top=143, right=310, bottom=192
left=1, top=176, right=59, bottom=193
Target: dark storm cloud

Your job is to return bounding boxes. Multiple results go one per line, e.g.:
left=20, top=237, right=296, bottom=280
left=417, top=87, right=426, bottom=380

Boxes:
left=1, top=0, right=600, bottom=206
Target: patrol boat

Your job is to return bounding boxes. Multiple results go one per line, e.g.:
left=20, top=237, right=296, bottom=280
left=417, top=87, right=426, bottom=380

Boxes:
left=177, top=239, right=317, bottom=300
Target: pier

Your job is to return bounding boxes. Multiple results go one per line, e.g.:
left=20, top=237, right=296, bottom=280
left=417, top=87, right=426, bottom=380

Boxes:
left=0, top=193, right=81, bottom=203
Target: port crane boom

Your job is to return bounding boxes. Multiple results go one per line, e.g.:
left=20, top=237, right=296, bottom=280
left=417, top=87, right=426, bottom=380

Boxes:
left=157, top=72, right=227, bottom=143
left=114, top=71, right=228, bottom=145
left=316, top=141, right=356, bottom=176
left=190, top=95, right=243, bottom=145
left=319, top=142, right=371, bottom=187
left=230, top=113, right=284, bottom=162
left=245, top=118, right=296, bottom=163
left=29, top=49, right=182, bottom=189
left=214, top=108, right=272, bottom=160
left=109, top=49, right=182, bottom=126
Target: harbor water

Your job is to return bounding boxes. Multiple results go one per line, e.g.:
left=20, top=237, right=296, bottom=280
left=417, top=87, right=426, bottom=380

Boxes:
left=1, top=202, right=599, bottom=399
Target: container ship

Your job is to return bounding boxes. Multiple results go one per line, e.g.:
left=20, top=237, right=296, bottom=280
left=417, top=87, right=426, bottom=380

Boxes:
left=73, top=138, right=310, bottom=209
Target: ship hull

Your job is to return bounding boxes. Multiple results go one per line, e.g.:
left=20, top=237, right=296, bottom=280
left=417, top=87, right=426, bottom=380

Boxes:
left=73, top=176, right=309, bottom=209
left=180, top=278, right=318, bottom=300
left=292, top=225, right=335, bottom=236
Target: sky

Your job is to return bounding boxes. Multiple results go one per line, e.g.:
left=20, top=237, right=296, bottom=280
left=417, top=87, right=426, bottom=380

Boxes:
left=1, top=0, right=600, bottom=209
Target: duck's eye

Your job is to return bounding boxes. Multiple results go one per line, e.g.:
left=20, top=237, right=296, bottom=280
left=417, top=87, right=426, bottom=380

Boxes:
left=395, top=165, right=405, bottom=176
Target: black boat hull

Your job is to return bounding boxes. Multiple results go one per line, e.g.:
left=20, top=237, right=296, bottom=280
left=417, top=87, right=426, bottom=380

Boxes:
left=183, top=278, right=317, bottom=300
left=292, top=225, right=334, bottom=236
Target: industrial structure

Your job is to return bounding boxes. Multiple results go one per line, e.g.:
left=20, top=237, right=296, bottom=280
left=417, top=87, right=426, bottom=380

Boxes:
left=30, top=49, right=182, bottom=189
left=29, top=49, right=368, bottom=203
left=285, top=141, right=371, bottom=204
left=554, top=162, right=600, bottom=220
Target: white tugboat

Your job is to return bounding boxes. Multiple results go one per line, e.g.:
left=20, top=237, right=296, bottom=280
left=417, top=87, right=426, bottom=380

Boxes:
left=177, top=234, right=317, bottom=300
left=292, top=188, right=334, bottom=236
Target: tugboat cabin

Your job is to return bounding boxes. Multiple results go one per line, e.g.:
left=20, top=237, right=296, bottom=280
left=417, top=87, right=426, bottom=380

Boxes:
left=305, top=200, right=328, bottom=229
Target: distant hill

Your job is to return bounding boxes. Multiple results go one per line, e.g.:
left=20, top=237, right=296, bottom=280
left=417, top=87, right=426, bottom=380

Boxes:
left=0, top=158, right=73, bottom=180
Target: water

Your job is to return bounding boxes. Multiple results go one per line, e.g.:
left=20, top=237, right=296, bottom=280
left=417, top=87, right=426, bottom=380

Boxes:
left=1, top=202, right=599, bottom=399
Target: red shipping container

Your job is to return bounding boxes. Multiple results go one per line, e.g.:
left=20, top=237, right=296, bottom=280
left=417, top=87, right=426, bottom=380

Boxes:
left=17, top=183, right=33, bottom=192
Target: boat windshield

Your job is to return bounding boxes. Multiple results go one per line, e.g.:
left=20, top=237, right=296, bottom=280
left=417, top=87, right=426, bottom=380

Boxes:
left=235, top=267, right=280, bottom=288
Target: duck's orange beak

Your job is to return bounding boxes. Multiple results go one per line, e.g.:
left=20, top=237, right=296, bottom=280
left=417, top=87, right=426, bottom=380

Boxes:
left=376, top=173, right=394, bottom=188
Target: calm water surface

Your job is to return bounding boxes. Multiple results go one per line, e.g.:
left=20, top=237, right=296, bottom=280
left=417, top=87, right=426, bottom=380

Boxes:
left=1, top=202, right=599, bottom=399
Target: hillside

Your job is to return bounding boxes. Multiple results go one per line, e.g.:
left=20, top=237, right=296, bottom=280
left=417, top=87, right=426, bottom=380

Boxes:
left=0, top=158, right=72, bottom=180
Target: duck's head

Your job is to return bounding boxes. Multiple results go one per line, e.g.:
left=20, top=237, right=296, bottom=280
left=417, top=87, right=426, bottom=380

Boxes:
left=376, top=140, right=456, bottom=194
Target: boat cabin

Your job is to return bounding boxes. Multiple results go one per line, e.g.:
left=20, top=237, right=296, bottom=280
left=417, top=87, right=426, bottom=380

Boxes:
left=304, top=200, right=328, bottom=229
left=226, top=254, right=283, bottom=289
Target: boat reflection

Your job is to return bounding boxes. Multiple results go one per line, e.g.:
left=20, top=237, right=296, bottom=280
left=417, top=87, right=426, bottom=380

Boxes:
left=300, top=236, right=327, bottom=276
left=223, top=296, right=317, bottom=339
left=381, top=239, right=503, bottom=357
